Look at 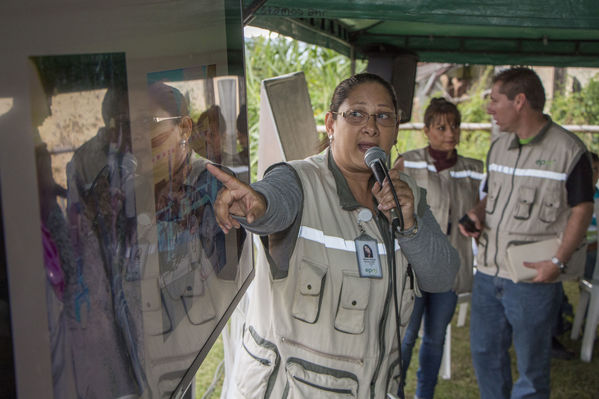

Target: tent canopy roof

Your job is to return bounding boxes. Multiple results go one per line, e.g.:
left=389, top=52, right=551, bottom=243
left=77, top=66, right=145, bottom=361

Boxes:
left=244, top=0, right=599, bottom=67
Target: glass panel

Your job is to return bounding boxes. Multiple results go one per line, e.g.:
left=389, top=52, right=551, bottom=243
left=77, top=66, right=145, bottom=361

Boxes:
left=27, top=37, right=250, bottom=399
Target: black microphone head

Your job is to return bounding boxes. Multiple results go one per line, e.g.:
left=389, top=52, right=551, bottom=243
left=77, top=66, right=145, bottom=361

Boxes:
left=364, top=146, right=387, bottom=168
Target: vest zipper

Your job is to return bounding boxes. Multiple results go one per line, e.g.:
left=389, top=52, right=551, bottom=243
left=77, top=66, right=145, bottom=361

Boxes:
left=242, top=342, right=272, bottom=366
left=369, top=217, right=395, bottom=399
left=280, top=337, right=364, bottom=366
left=370, top=260, right=392, bottom=399
left=493, top=145, right=522, bottom=276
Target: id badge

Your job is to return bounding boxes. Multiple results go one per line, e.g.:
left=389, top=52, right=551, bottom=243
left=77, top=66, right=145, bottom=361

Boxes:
left=354, top=233, right=383, bottom=279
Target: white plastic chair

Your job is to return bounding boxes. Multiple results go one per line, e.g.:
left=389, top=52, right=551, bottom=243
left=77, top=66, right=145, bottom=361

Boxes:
left=440, top=292, right=471, bottom=380
left=570, top=260, right=599, bottom=362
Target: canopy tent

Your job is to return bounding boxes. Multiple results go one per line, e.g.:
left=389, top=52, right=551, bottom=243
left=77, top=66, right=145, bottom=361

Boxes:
left=243, top=0, right=599, bottom=67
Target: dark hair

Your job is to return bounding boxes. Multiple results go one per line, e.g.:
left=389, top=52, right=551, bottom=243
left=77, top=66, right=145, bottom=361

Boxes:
left=492, top=67, right=546, bottom=112
left=197, top=105, right=226, bottom=134
left=423, top=98, right=461, bottom=128
left=329, top=73, right=399, bottom=117
left=590, top=151, right=599, bottom=163
left=148, top=81, right=189, bottom=117
left=236, top=104, right=247, bottom=135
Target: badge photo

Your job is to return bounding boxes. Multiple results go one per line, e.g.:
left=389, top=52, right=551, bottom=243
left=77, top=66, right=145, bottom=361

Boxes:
left=354, top=233, right=383, bottom=279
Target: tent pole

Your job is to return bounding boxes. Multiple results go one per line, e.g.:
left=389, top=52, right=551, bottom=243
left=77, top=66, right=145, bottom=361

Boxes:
left=243, top=0, right=268, bottom=25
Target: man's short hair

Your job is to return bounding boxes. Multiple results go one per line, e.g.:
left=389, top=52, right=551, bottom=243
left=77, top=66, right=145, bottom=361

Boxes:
left=492, top=67, right=546, bottom=112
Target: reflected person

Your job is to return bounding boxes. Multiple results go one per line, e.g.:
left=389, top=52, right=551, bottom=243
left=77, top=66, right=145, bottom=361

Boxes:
left=144, top=81, right=245, bottom=398
left=191, top=104, right=226, bottom=164
left=66, top=84, right=143, bottom=398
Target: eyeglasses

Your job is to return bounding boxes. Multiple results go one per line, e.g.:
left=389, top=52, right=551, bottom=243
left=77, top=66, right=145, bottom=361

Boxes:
left=138, top=115, right=183, bottom=130
left=333, top=110, right=399, bottom=127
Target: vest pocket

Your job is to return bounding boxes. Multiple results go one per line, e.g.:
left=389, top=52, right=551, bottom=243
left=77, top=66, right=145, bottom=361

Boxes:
left=334, top=272, right=370, bottom=334
left=291, top=258, right=327, bottom=324
left=235, top=325, right=280, bottom=399
left=539, top=192, right=561, bottom=223
left=181, top=275, right=216, bottom=325
left=485, top=183, right=501, bottom=215
left=514, top=186, right=536, bottom=220
left=385, top=353, right=401, bottom=395
left=282, top=357, right=358, bottom=398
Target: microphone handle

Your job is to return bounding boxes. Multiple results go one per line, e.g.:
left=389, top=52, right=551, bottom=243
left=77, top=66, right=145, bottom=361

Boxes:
left=372, top=160, right=403, bottom=228
left=371, top=160, right=387, bottom=185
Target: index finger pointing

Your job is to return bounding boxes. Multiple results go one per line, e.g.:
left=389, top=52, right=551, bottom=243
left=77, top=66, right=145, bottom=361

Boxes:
left=206, top=163, right=241, bottom=189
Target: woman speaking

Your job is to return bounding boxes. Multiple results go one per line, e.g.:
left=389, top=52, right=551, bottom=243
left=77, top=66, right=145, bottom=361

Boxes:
left=208, top=74, right=459, bottom=398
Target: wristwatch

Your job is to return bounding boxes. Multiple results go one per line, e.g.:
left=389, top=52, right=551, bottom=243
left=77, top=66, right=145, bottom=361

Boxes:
left=551, top=256, right=567, bottom=274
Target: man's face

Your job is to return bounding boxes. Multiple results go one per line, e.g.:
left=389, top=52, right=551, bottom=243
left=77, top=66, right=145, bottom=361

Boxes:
left=487, top=82, right=518, bottom=132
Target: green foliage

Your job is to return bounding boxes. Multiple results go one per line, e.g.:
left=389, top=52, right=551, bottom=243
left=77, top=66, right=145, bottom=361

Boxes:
left=458, top=66, right=493, bottom=124
left=245, top=34, right=366, bottom=180
left=551, top=74, right=599, bottom=154
left=551, top=76, right=599, bottom=125
left=393, top=130, right=428, bottom=160
left=454, top=66, right=494, bottom=163
left=456, top=129, right=490, bottom=164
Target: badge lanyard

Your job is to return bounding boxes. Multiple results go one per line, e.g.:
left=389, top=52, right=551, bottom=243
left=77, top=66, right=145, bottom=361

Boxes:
left=354, top=208, right=383, bottom=279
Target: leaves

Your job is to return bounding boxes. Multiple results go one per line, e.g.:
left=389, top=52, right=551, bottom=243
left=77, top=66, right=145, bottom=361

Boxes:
left=550, top=73, right=599, bottom=153
left=245, top=34, right=366, bottom=180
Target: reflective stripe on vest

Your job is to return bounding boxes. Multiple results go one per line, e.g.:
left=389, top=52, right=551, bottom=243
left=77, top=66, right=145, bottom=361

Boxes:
left=404, top=161, right=484, bottom=180
left=404, top=161, right=437, bottom=172
left=449, top=170, right=484, bottom=180
left=488, top=163, right=567, bottom=181
left=298, top=225, right=400, bottom=255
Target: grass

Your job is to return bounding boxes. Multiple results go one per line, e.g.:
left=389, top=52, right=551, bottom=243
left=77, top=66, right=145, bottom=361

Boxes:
left=194, top=335, right=225, bottom=398
left=195, top=281, right=599, bottom=398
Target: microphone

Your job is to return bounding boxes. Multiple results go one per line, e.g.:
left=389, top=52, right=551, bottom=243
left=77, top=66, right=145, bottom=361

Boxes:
left=364, top=146, right=403, bottom=229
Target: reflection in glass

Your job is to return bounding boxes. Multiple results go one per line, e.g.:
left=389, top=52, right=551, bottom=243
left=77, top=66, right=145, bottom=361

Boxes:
left=31, top=53, right=142, bottom=399
left=29, top=54, right=250, bottom=399
left=144, top=80, right=246, bottom=397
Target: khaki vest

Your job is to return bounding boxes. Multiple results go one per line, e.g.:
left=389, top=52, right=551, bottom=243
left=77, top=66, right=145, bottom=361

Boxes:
left=402, top=148, right=483, bottom=293
left=477, top=121, right=587, bottom=279
left=231, top=152, right=417, bottom=399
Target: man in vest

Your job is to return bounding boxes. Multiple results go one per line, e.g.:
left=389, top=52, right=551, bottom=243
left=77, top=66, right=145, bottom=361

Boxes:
left=459, top=67, right=593, bottom=399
